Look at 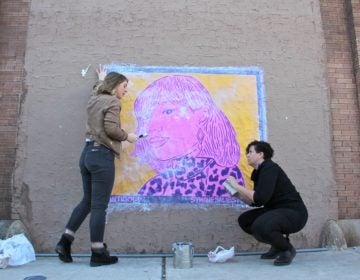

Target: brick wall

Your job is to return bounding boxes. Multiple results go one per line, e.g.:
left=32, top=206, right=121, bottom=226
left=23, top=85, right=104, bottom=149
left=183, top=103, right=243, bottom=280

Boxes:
left=319, top=0, right=360, bottom=219
left=0, top=0, right=30, bottom=218
left=347, top=0, right=360, bottom=114
left=0, top=1, right=359, bottom=223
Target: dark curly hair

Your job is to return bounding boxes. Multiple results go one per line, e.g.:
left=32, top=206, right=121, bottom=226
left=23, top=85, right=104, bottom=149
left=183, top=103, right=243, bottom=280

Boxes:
left=246, top=140, right=274, bottom=160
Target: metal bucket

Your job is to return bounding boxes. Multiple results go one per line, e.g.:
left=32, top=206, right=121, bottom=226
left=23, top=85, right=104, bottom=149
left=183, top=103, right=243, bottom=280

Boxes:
left=172, top=242, right=194, bottom=269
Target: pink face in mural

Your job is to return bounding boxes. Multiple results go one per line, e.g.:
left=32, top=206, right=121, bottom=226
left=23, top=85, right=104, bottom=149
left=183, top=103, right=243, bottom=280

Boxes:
left=146, top=102, right=204, bottom=160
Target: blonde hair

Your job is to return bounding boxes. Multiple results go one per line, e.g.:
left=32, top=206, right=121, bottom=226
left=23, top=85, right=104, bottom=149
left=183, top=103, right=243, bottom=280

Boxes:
left=95, top=72, right=128, bottom=96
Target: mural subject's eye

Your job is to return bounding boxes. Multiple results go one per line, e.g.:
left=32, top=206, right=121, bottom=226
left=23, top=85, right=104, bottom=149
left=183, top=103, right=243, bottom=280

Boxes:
left=163, top=109, right=174, bottom=115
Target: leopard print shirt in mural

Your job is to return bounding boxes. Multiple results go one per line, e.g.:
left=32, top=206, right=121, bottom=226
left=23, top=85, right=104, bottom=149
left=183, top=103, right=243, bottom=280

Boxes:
left=138, top=156, right=245, bottom=197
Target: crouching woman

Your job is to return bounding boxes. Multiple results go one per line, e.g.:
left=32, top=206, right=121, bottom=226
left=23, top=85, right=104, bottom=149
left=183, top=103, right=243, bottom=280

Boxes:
left=226, top=140, right=308, bottom=266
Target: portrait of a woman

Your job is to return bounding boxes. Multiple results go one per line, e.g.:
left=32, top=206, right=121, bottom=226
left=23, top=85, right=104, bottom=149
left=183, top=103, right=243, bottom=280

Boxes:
left=133, top=75, right=245, bottom=198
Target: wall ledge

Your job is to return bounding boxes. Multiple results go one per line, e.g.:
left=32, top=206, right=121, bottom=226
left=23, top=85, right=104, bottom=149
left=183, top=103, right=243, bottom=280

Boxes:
left=320, top=219, right=360, bottom=250
left=0, top=219, right=31, bottom=242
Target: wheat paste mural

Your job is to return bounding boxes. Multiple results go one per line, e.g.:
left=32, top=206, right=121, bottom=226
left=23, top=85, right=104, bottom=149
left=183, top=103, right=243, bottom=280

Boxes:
left=105, top=65, right=266, bottom=211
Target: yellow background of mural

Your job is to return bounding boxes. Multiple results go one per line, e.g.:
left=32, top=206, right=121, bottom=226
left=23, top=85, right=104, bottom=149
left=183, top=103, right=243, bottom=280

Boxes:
left=112, top=72, right=260, bottom=195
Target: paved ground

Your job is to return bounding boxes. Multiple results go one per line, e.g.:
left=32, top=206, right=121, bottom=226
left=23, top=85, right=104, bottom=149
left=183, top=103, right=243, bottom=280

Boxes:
left=1, top=248, right=360, bottom=280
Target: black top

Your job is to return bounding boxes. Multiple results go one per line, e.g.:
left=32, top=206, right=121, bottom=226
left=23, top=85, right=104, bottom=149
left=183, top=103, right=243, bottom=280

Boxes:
left=251, top=159, right=306, bottom=210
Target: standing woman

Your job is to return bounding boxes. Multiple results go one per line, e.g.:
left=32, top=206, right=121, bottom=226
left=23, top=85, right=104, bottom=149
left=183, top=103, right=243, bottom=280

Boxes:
left=226, top=140, right=308, bottom=266
left=55, top=68, right=138, bottom=267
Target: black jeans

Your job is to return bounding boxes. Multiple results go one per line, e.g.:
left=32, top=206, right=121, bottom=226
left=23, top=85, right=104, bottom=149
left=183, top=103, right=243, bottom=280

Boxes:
left=66, top=142, right=115, bottom=242
left=238, top=206, right=308, bottom=251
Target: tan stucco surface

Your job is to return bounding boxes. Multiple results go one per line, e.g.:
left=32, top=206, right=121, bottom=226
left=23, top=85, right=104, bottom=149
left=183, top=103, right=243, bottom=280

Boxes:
left=13, top=0, right=336, bottom=253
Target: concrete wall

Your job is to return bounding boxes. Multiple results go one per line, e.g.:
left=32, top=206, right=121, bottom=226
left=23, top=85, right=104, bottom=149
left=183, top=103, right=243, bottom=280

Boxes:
left=12, top=0, right=337, bottom=253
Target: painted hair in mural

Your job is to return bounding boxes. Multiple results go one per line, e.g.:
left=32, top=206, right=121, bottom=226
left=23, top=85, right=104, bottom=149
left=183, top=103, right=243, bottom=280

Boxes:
left=133, top=75, right=245, bottom=199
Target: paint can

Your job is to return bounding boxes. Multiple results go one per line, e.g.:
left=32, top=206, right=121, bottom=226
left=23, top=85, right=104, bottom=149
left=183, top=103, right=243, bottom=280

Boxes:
left=172, top=242, right=194, bottom=269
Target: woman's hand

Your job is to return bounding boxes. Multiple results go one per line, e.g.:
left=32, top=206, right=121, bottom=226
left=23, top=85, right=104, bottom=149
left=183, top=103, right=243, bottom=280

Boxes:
left=226, top=176, right=255, bottom=205
left=226, top=176, right=242, bottom=192
left=126, top=133, right=139, bottom=143
left=96, top=64, right=108, bottom=81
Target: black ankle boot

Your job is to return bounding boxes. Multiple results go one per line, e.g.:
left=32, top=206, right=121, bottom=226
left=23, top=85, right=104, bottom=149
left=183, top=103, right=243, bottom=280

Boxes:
left=55, top=233, right=74, bottom=263
left=274, top=245, right=296, bottom=266
left=90, top=244, right=118, bottom=267
left=260, top=246, right=281, bottom=259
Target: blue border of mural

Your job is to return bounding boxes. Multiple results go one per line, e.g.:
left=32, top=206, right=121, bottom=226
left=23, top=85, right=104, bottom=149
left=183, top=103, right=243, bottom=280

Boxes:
left=106, top=65, right=266, bottom=207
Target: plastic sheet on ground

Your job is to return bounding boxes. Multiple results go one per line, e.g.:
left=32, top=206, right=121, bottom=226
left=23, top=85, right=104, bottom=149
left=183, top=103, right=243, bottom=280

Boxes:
left=0, top=233, right=36, bottom=268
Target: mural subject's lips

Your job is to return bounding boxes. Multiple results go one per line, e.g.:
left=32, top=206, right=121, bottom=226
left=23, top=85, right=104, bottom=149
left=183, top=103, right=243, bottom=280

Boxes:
left=148, top=136, right=168, bottom=147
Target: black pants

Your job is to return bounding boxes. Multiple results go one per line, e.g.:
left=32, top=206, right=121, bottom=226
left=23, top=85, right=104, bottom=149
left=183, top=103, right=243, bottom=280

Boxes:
left=65, top=142, right=115, bottom=242
left=238, top=206, right=308, bottom=251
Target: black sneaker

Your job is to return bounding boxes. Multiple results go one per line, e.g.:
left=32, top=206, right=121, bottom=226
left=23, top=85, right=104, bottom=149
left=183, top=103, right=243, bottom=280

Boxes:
left=260, top=246, right=281, bottom=259
left=90, top=244, right=118, bottom=267
left=273, top=246, right=296, bottom=266
left=55, top=234, right=74, bottom=263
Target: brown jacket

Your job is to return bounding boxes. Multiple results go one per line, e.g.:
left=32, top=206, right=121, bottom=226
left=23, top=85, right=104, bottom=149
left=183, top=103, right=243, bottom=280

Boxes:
left=85, top=93, right=128, bottom=156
